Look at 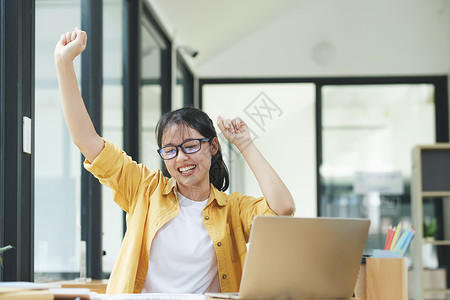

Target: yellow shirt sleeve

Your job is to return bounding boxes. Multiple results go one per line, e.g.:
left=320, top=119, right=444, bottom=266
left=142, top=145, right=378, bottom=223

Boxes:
left=228, top=192, right=276, bottom=242
left=83, top=139, right=159, bottom=214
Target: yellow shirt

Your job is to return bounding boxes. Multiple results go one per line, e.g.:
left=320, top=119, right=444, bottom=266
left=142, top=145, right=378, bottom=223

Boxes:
left=84, top=140, right=276, bottom=295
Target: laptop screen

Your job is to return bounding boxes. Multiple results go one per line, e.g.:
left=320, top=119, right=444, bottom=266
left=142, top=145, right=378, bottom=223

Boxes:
left=239, top=216, right=370, bottom=299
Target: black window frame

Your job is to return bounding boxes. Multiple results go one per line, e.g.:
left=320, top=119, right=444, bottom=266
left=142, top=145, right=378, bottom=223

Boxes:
left=0, top=0, right=35, bottom=281
left=315, top=76, right=449, bottom=215
left=80, top=0, right=103, bottom=279
left=0, top=0, right=5, bottom=282
left=199, top=75, right=449, bottom=213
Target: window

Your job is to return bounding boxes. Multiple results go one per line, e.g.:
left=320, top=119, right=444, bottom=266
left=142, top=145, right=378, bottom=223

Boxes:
left=319, top=82, right=439, bottom=252
left=35, top=0, right=82, bottom=281
left=174, top=54, right=194, bottom=110
left=102, top=0, right=123, bottom=274
left=140, top=18, right=162, bottom=169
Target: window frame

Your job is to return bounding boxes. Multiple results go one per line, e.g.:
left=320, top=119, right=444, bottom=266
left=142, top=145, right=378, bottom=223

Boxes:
left=0, top=0, right=35, bottom=281
left=199, top=75, right=449, bottom=215
left=80, top=0, right=103, bottom=279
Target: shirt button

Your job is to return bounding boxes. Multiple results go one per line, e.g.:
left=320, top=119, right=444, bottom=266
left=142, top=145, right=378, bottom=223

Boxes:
left=217, top=242, right=222, bottom=247
left=205, top=216, right=209, bottom=220
left=222, top=274, right=227, bottom=279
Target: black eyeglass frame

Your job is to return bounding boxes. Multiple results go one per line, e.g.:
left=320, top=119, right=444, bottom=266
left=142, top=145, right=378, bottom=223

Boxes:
left=157, top=138, right=211, bottom=160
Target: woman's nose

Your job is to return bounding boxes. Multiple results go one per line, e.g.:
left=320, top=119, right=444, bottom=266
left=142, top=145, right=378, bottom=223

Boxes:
left=176, top=148, right=189, bottom=162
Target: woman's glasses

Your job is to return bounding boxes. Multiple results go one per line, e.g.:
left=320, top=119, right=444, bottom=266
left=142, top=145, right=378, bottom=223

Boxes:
left=157, top=138, right=210, bottom=160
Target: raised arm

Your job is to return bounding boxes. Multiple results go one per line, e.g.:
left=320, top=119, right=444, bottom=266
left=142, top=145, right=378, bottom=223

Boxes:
left=217, top=116, right=295, bottom=216
left=54, top=28, right=104, bottom=162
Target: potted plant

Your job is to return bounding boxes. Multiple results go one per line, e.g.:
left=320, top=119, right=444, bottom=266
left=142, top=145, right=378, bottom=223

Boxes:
left=423, top=218, right=438, bottom=241
left=422, top=218, right=438, bottom=268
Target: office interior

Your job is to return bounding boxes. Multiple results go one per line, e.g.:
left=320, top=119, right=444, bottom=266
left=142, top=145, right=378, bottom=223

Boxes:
left=1, top=0, right=450, bottom=298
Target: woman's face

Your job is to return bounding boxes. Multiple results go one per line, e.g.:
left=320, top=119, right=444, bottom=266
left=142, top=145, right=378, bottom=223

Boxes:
left=161, top=124, right=218, bottom=198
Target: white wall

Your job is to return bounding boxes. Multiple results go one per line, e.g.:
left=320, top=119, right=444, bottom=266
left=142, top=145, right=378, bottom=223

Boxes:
left=197, top=0, right=450, bottom=78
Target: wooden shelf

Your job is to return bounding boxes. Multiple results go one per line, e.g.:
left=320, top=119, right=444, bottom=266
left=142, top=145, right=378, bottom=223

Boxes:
left=422, top=240, right=450, bottom=246
left=424, top=288, right=450, bottom=294
left=411, top=144, right=450, bottom=300
left=421, top=191, right=450, bottom=197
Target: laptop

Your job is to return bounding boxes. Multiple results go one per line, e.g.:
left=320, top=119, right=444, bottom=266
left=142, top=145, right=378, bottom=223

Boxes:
left=207, top=216, right=370, bottom=299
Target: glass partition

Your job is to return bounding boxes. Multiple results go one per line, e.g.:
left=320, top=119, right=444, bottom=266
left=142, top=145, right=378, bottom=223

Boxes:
left=174, top=56, right=194, bottom=109
left=140, top=19, right=162, bottom=169
left=102, top=0, right=123, bottom=275
left=35, top=0, right=81, bottom=281
left=320, top=84, right=436, bottom=251
left=173, top=65, right=184, bottom=110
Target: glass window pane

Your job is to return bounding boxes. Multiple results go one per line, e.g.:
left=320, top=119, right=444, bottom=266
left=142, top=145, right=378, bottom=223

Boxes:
left=320, top=84, right=435, bottom=251
left=142, top=85, right=161, bottom=168
left=141, top=24, right=160, bottom=81
left=102, top=0, right=123, bottom=274
left=141, top=23, right=161, bottom=168
left=203, top=83, right=316, bottom=217
left=35, top=0, right=81, bottom=281
left=174, top=58, right=193, bottom=109
left=173, top=66, right=184, bottom=110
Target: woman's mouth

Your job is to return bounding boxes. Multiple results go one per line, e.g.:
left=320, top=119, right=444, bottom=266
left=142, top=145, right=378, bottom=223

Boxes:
left=178, top=164, right=196, bottom=174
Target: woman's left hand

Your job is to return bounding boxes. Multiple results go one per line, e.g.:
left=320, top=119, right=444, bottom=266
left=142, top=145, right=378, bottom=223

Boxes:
left=217, top=116, right=295, bottom=216
left=217, top=116, right=253, bottom=152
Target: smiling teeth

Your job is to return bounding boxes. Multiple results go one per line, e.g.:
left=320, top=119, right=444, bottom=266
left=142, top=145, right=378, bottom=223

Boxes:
left=179, top=165, right=195, bottom=173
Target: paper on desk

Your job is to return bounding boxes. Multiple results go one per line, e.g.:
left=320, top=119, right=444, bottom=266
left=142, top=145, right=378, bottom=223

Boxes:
left=96, top=293, right=207, bottom=300
left=0, top=281, right=61, bottom=289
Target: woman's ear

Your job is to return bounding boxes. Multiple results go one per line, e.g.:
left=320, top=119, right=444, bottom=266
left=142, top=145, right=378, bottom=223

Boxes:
left=211, top=137, right=219, bottom=156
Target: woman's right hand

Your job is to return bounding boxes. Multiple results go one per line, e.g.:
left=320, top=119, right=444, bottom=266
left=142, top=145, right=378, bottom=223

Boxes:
left=54, top=27, right=104, bottom=162
left=54, top=27, right=87, bottom=64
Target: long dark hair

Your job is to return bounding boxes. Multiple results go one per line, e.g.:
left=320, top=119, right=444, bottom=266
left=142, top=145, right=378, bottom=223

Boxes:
left=156, top=107, right=230, bottom=191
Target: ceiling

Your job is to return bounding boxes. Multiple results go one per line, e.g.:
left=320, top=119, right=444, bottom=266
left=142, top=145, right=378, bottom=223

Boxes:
left=148, top=0, right=450, bottom=78
left=148, top=0, right=300, bottom=72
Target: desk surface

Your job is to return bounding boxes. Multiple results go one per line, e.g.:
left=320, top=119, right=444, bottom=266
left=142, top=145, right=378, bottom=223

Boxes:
left=53, top=279, right=108, bottom=294
left=94, top=294, right=354, bottom=300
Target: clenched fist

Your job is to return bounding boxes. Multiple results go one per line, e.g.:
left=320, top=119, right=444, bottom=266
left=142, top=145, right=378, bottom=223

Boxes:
left=54, top=27, right=87, bottom=65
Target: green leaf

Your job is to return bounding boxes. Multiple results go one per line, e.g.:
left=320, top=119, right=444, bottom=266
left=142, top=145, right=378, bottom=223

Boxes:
left=0, top=245, right=14, bottom=254
left=423, top=219, right=438, bottom=238
left=0, top=245, right=14, bottom=268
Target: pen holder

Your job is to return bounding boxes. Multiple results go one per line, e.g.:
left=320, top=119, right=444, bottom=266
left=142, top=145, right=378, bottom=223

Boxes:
left=355, top=257, right=407, bottom=300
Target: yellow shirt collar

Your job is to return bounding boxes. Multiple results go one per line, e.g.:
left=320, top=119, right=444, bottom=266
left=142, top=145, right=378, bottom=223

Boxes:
left=162, top=177, right=227, bottom=206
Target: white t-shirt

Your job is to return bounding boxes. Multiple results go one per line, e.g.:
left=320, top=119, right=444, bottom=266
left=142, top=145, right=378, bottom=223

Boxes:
left=142, top=192, right=221, bottom=293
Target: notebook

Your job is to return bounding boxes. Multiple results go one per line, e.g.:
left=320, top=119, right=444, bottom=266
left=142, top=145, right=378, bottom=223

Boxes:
left=207, top=216, right=370, bottom=299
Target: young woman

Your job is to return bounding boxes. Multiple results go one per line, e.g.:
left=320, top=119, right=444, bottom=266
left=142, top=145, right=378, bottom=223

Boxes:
left=54, top=28, right=295, bottom=295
